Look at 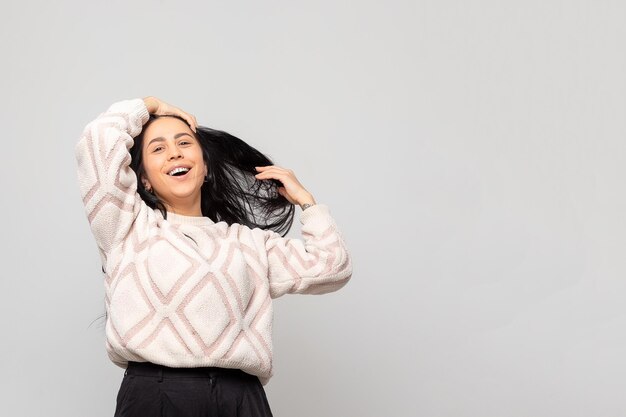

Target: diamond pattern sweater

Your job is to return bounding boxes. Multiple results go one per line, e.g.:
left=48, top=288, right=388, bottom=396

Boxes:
left=74, top=98, right=353, bottom=384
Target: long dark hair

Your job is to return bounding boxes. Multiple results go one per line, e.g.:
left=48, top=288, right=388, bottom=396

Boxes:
left=90, top=115, right=295, bottom=331
left=130, top=114, right=294, bottom=234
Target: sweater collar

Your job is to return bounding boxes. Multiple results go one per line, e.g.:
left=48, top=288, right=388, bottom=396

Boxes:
left=164, top=211, right=215, bottom=227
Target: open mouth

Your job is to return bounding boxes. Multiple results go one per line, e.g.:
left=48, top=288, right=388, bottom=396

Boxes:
left=168, top=167, right=191, bottom=177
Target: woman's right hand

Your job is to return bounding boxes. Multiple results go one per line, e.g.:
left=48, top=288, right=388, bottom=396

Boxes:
left=142, top=96, right=198, bottom=132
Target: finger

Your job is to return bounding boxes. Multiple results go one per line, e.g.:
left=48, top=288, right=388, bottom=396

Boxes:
left=255, top=169, right=289, bottom=178
left=163, top=105, right=194, bottom=129
left=182, top=113, right=196, bottom=132
left=256, top=169, right=293, bottom=180
left=255, top=173, right=292, bottom=185
left=255, top=166, right=289, bottom=174
left=254, top=172, right=281, bottom=181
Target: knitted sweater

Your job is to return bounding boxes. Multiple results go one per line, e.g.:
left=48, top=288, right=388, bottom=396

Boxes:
left=74, top=98, right=352, bottom=384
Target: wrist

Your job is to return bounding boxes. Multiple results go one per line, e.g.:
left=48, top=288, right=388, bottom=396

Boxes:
left=297, top=193, right=316, bottom=208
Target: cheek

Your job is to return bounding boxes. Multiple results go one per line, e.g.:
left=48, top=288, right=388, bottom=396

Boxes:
left=192, top=149, right=206, bottom=172
left=142, top=156, right=162, bottom=179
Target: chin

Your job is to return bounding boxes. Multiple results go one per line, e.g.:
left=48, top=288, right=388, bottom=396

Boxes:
left=172, top=188, right=203, bottom=198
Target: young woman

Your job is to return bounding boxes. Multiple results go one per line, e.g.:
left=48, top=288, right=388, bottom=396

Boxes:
left=75, top=96, right=353, bottom=417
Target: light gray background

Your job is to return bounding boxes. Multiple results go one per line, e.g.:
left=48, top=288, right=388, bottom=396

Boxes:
left=1, top=1, right=625, bottom=416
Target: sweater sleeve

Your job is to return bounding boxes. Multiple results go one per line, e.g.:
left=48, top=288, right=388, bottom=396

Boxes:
left=74, top=98, right=150, bottom=256
left=263, top=204, right=353, bottom=298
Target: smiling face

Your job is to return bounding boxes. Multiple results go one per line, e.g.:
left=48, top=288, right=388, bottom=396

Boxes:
left=140, top=117, right=207, bottom=215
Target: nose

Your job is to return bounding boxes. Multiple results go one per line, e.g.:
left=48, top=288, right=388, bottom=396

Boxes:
left=167, top=146, right=183, bottom=160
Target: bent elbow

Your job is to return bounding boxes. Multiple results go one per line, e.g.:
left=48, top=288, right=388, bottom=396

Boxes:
left=331, top=246, right=352, bottom=280
left=305, top=250, right=353, bottom=295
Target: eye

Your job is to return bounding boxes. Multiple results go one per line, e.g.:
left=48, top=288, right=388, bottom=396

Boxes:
left=153, top=146, right=163, bottom=152
left=179, top=140, right=191, bottom=145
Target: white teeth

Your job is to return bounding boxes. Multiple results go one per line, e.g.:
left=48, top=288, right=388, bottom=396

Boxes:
left=168, top=167, right=190, bottom=176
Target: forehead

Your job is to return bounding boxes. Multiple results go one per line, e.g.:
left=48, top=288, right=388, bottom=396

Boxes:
left=143, top=117, right=193, bottom=140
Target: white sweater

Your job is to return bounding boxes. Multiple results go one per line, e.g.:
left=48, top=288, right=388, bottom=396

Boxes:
left=74, top=99, right=353, bottom=384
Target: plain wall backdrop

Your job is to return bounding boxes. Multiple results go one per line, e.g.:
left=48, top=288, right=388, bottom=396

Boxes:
left=1, top=0, right=625, bottom=416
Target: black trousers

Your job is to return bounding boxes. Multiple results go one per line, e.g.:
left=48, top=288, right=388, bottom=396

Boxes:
left=114, top=361, right=273, bottom=417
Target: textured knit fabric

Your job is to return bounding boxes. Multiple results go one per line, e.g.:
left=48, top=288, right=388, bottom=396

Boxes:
left=75, top=98, right=353, bottom=385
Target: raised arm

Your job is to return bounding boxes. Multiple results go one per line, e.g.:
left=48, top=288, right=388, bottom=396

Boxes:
left=263, top=203, right=353, bottom=298
left=253, top=165, right=352, bottom=297
left=75, top=97, right=199, bottom=259
left=75, top=98, right=150, bottom=256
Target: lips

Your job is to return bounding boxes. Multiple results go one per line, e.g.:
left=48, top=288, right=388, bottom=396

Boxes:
left=169, top=169, right=190, bottom=179
left=166, top=165, right=192, bottom=176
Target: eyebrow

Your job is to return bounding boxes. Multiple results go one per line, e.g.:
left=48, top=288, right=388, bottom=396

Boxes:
left=147, top=132, right=194, bottom=146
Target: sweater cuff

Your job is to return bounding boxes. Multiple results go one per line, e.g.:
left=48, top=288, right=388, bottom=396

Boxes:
left=107, top=98, right=150, bottom=126
left=135, top=99, right=150, bottom=124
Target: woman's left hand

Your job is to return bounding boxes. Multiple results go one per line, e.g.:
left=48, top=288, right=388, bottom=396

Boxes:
left=254, top=165, right=316, bottom=206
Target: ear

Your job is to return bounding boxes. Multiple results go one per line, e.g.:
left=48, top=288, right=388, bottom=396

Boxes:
left=141, top=175, right=152, bottom=191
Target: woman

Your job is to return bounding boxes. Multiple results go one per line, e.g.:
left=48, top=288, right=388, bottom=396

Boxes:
left=75, top=96, right=353, bottom=417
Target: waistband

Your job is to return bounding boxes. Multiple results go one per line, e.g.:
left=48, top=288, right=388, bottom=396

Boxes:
left=124, top=361, right=256, bottom=381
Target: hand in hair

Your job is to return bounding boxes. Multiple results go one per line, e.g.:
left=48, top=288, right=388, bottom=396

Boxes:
left=254, top=165, right=316, bottom=207
left=142, top=96, right=198, bottom=132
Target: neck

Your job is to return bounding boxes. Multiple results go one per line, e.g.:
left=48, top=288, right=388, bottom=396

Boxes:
left=159, top=196, right=203, bottom=217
